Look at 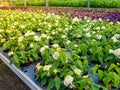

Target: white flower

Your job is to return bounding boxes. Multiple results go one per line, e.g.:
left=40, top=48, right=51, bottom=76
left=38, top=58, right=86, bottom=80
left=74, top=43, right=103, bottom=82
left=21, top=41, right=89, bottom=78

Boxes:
left=83, top=75, right=89, bottom=78
left=0, top=29, right=4, bottom=32
left=62, top=35, right=67, bottom=39
left=64, top=75, right=74, bottom=87
left=66, top=40, right=71, bottom=44
left=37, top=28, right=41, bottom=31
left=111, top=34, right=120, bottom=42
left=117, top=21, right=120, bottom=24
left=96, top=35, right=102, bottom=40
left=83, top=28, right=89, bottom=32
left=43, top=65, right=52, bottom=71
left=110, top=22, right=114, bottom=24
left=109, top=48, right=120, bottom=58
left=69, top=26, right=72, bottom=30
left=8, top=51, right=14, bottom=56
left=84, top=16, right=87, bottom=19
left=113, top=48, right=120, bottom=58
left=74, top=68, right=82, bottom=75
left=52, top=44, right=59, bottom=48
left=52, top=32, right=56, bottom=35
left=109, top=49, right=114, bottom=54
left=72, top=17, right=79, bottom=22
left=99, top=18, right=102, bottom=21
left=40, top=47, right=45, bottom=54
left=111, top=37, right=118, bottom=42
left=34, top=35, right=41, bottom=41
left=24, top=31, right=36, bottom=37
left=0, top=34, right=2, bottom=37
left=20, top=25, right=26, bottom=29
left=92, top=31, right=96, bottom=34
left=14, top=22, right=19, bottom=26
left=41, top=34, right=47, bottom=38
left=74, top=44, right=78, bottom=47
left=87, top=20, right=90, bottom=22
left=86, top=33, right=91, bottom=38
left=44, top=45, right=49, bottom=49
left=47, top=36, right=50, bottom=40
left=40, top=45, right=49, bottom=54
left=36, top=63, right=42, bottom=71
left=30, top=43, right=34, bottom=48
left=52, top=51, right=59, bottom=60
left=107, top=19, right=110, bottom=21
left=101, top=26, right=106, bottom=29
left=96, top=27, right=100, bottom=30
left=114, top=34, right=120, bottom=38
left=18, top=36, right=24, bottom=43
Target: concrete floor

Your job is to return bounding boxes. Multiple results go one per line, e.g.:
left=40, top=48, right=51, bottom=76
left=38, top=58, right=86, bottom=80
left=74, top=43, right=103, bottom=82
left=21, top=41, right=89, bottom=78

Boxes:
left=0, top=60, right=30, bottom=90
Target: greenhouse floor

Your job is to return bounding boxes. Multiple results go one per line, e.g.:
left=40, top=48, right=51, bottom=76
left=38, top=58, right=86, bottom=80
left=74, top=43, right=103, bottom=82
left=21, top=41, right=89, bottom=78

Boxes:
left=0, top=60, right=30, bottom=90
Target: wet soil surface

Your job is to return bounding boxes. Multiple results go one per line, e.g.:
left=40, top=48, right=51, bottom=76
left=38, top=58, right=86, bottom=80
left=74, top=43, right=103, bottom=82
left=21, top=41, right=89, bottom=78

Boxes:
left=0, top=60, right=30, bottom=90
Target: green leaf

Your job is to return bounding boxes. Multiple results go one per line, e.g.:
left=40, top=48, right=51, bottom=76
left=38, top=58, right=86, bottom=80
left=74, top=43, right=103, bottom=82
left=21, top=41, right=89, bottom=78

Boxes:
left=83, top=59, right=88, bottom=69
left=77, top=60, right=83, bottom=69
left=60, top=51, right=66, bottom=64
left=32, top=52, right=39, bottom=60
left=92, top=65, right=99, bottom=75
left=91, top=83, right=108, bottom=90
left=41, top=78, right=47, bottom=87
left=108, top=64, right=116, bottom=71
left=47, top=78, right=54, bottom=90
left=66, top=71, right=74, bottom=76
left=41, top=72, right=47, bottom=78
left=54, top=76, right=61, bottom=90
left=66, top=52, right=73, bottom=61
left=113, top=73, right=119, bottom=87
left=115, top=67, right=120, bottom=75
left=98, top=70, right=103, bottom=80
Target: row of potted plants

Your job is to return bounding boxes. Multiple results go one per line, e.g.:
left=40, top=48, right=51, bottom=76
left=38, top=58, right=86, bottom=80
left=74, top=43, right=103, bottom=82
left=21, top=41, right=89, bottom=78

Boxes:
left=0, top=10, right=120, bottom=90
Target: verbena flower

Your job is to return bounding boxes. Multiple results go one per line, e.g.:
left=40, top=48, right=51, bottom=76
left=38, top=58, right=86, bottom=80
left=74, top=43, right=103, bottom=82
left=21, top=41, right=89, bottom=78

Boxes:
left=8, top=51, right=14, bottom=56
left=64, top=75, right=74, bottom=87
left=109, top=48, right=120, bottom=58
left=30, top=43, right=34, bottom=48
left=66, top=40, right=71, bottom=44
left=34, top=35, right=41, bottom=41
left=18, top=36, right=24, bottom=43
left=52, top=51, right=59, bottom=60
left=83, top=75, right=89, bottom=78
left=52, top=44, right=59, bottom=48
left=36, top=63, right=42, bottom=71
left=43, top=65, right=52, bottom=71
left=74, top=68, right=82, bottom=75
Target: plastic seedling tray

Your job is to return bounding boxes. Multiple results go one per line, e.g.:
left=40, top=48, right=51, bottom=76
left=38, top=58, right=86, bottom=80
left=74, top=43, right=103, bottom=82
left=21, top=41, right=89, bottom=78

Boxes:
left=0, top=48, right=43, bottom=90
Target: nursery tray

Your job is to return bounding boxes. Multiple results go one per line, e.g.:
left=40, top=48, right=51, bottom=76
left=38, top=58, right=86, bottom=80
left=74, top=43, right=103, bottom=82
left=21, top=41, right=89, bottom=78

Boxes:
left=0, top=48, right=43, bottom=90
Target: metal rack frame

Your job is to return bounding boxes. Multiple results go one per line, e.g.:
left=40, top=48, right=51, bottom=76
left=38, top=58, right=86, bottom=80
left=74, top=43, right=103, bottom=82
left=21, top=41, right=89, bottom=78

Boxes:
left=0, top=51, right=42, bottom=90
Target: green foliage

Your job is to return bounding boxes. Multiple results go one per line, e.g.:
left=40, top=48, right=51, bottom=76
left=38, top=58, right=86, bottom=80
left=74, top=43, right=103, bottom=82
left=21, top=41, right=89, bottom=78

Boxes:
left=14, top=0, right=120, bottom=8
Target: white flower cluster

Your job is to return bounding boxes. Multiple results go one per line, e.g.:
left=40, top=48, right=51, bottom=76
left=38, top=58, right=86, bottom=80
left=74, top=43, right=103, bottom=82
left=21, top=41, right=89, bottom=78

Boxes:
left=36, top=63, right=42, bottom=71
left=72, top=17, right=79, bottom=23
left=8, top=51, right=14, bottom=56
left=74, top=68, right=82, bottom=75
left=24, top=31, right=36, bottom=37
left=40, top=45, right=49, bottom=54
left=52, top=44, right=59, bottom=48
left=109, top=48, right=120, bottom=58
left=64, top=75, right=74, bottom=87
left=52, top=51, right=59, bottom=60
left=111, top=34, right=120, bottom=42
left=34, top=35, right=41, bottom=41
left=43, top=65, right=52, bottom=71
left=96, top=35, right=102, bottom=40
left=18, top=36, right=24, bottom=43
